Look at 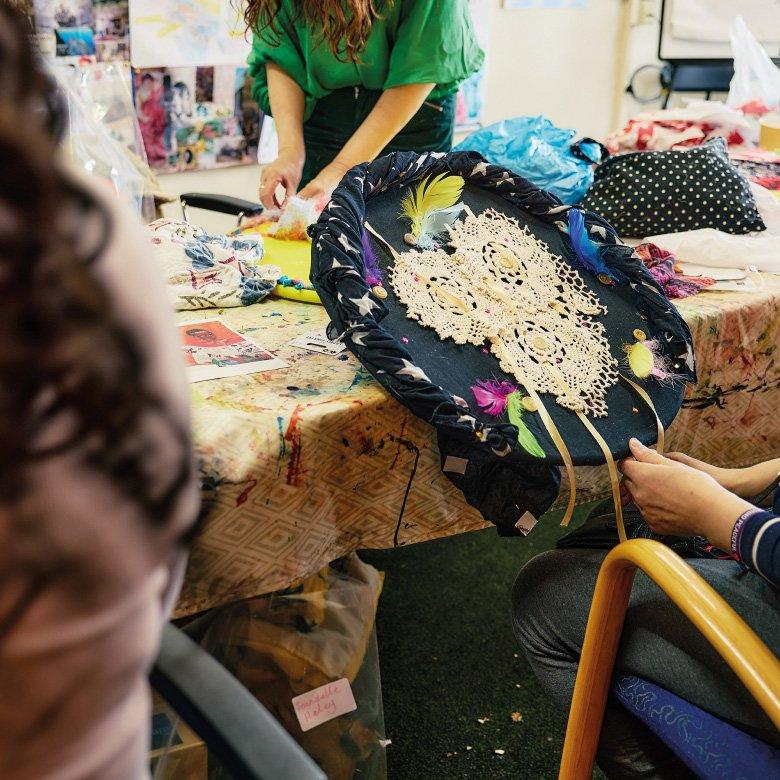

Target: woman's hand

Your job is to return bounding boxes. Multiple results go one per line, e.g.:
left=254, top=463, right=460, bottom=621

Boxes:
left=619, top=438, right=753, bottom=549
left=298, top=160, right=350, bottom=210
left=259, top=147, right=305, bottom=209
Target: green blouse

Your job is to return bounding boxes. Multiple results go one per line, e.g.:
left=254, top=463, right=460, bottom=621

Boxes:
left=248, top=0, right=484, bottom=121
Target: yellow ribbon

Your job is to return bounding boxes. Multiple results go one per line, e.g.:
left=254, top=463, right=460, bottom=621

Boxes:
left=521, top=385, right=577, bottom=527
left=619, top=373, right=665, bottom=454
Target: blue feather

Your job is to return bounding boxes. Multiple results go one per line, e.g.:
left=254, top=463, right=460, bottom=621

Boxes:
left=567, top=209, right=617, bottom=282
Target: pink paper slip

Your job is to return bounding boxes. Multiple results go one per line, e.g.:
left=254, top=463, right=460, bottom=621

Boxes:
left=291, top=678, right=357, bottom=732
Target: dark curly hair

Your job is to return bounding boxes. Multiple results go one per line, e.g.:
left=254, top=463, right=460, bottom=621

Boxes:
left=0, top=1, right=194, bottom=530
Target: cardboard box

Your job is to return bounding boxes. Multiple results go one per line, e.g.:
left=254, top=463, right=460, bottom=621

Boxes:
left=149, top=694, right=207, bottom=780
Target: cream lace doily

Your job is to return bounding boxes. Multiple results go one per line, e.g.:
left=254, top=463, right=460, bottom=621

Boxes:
left=389, top=208, right=619, bottom=416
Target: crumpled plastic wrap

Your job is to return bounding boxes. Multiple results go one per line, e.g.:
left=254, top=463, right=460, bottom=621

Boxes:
left=454, top=116, right=603, bottom=204
left=198, top=554, right=387, bottom=780
left=52, top=62, right=146, bottom=217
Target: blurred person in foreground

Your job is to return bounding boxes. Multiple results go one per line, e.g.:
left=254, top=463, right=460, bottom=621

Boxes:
left=0, top=4, right=200, bottom=777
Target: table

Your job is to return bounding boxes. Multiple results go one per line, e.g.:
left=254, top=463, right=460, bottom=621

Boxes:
left=174, top=276, right=780, bottom=617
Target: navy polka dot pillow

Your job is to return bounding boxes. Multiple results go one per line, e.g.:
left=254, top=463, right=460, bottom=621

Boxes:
left=581, top=137, right=765, bottom=237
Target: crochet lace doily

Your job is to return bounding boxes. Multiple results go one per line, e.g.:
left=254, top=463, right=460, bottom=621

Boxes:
left=389, top=208, right=619, bottom=416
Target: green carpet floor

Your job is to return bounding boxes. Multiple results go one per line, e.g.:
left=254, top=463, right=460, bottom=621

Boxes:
left=360, top=505, right=604, bottom=779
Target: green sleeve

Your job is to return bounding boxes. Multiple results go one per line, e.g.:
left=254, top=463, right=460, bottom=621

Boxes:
left=247, top=10, right=310, bottom=118
left=384, top=0, right=485, bottom=94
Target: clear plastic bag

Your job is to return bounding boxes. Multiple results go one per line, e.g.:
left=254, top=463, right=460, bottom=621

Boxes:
left=198, top=554, right=387, bottom=780
left=52, top=63, right=146, bottom=218
left=727, top=15, right=780, bottom=113
left=454, top=116, right=607, bottom=204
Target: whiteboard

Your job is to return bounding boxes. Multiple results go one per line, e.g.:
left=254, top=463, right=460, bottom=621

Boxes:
left=659, top=0, right=780, bottom=61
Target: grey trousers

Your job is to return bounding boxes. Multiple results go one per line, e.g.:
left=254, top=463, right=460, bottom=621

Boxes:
left=512, top=551, right=780, bottom=779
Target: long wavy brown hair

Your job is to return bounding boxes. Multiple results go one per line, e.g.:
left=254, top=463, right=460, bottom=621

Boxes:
left=246, top=0, right=392, bottom=62
left=0, top=1, right=193, bottom=530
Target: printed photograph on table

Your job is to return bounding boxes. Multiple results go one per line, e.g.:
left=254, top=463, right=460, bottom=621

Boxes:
left=179, top=320, right=287, bottom=382
left=133, top=65, right=262, bottom=173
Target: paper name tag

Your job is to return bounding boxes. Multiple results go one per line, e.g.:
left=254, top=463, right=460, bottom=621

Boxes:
left=289, top=329, right=346, bottom=355
left=292, top=678, right=357, bottom=732
left=515, top=511, right=538, bottom=536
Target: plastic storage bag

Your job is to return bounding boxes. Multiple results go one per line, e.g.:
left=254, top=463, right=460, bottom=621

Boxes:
left=727, top=16, right=780, bottom=112
left=454, top=115, right=607, bottom=204
left=199, top=554, right=387, bottom=780
left=52, top=64, right=146, bottom=217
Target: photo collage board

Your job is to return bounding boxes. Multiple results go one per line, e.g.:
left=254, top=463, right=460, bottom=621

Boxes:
left=32, top=0, right=262, bottom=173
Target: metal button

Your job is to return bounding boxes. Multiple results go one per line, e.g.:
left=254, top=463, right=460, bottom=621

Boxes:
left=372, top=285, right=388, bottom=299
left=633, top=328, right=646, bottom=341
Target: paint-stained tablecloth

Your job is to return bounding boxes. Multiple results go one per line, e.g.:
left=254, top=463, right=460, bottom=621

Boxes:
left=175, top=276, right=780, bottom=616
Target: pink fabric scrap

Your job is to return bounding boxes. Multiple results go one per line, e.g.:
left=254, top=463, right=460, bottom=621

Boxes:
left=634, top=242, right=716, bottom=299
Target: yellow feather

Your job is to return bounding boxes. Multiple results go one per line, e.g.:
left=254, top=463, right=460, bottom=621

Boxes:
left=400, top=173, right=465, bottom=237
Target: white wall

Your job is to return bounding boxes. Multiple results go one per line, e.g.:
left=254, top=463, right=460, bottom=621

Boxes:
left=482, top=0, right=631, bottom=139
left=159, top=163, right=261, bottom=233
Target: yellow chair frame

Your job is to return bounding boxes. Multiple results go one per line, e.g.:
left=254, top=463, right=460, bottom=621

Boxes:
left=558, top=538, right=780, bottom=780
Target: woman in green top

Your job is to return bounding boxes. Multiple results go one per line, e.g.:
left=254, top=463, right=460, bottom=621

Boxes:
left=246, top=0, right=483, bottom=208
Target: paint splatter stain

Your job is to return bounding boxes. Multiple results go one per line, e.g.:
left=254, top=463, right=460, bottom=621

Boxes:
left=284, top=405, right=305, bottom=486
left=401, top=336, right=409, bottom=344
left=235, top=479, right=258, bottom=507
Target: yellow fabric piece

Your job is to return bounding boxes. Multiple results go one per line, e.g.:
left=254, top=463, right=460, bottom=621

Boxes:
left=247, top=223, right=321, bottom=304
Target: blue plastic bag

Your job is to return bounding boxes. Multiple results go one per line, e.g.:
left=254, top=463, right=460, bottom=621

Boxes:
left=454, top=116, right=607, bottom=204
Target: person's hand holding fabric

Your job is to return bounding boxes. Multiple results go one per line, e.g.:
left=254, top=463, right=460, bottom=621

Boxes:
left=619, top=438, right=753, bottom=549
left=298, top=159, right=349, bottom=210
left=259, top=148, right=304, bottom=209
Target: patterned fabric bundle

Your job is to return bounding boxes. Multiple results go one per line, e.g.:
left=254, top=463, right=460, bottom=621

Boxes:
left=633, top=243, right=716, bottom=299
left=147, top=219, right=279, bottom=310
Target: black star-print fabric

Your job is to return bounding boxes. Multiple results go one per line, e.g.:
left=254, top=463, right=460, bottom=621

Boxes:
left=310, top=150, right=696, bottom=536
left=581, top=137, right=766, bottom=238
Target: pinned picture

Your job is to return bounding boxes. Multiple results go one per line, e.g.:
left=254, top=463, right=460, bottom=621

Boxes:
left=178, top=320, right=287, bottom=382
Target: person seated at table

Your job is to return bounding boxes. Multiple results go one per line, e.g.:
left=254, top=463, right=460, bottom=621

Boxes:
left=0, top=5, right=199, bottom=777
left=247, top=0, right=484, bottom=208
left=513, top=439, right=779, bottom=779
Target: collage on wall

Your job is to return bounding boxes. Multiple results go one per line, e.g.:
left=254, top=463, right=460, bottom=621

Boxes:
left=32, top=0, right=262, bottom=173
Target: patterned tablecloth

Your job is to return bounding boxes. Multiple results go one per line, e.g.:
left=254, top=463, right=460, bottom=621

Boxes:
left=174, top=276, right=780, bottom=617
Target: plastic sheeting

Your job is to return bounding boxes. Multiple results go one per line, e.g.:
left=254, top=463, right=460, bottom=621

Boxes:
left=52, top=63, right=147, bottom=218
left=199, top=554, right=387, bottom=780
left=454, top=116, right=604, bottom=204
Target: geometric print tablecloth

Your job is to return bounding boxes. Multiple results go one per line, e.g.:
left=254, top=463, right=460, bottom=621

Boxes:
left=174, top=275, right=780, bottom=617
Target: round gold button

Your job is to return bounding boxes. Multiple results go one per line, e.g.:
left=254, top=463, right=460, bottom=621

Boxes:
left=372, top=285, right=388, bottom=299
left=597, top=273, right=612, bottom=285
left=522, top=396, right=538, bottom=413
left=633, top=328, right=647, bottom=341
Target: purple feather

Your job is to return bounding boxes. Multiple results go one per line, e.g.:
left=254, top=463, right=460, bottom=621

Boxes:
left=471, top=378, right=518, bottom=416
left=361, top=228, right=384, bottom=286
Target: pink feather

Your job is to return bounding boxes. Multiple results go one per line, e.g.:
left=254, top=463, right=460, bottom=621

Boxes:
left=471, top=379, right=518, bottom=416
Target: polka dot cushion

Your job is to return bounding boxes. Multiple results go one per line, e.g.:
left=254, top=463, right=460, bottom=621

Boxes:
left=581, top=137, right=766, bottom=238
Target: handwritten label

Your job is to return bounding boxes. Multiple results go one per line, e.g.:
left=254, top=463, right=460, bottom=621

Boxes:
left=292, top=678, right=357, bottom=732
left=515, top=511, right=538, bottom=536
